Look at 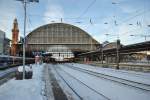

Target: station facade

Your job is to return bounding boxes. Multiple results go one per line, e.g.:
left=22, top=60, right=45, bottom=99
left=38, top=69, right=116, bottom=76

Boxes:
left=0, top=30, right=10, bottom=55
left=20, top=23, right=100, bottom=58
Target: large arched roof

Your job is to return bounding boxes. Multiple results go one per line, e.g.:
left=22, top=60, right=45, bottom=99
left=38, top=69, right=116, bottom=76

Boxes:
left=27, top=23, right=88, bottom=36
left=26, top=23, right=100, bottom=52
left=27, top=23, right=99, bottom=44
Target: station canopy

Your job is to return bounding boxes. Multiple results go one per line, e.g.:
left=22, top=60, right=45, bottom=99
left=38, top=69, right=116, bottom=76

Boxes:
left=25, top=23, right=100, bottom=58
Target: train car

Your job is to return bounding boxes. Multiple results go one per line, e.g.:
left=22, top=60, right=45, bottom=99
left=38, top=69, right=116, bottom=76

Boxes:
left=0, top=55, right=35, bottom=69
left=0, top=55, right=12, bottom=66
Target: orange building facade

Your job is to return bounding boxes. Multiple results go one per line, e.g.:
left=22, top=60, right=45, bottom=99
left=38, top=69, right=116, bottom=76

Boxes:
left=11, top=18, right=19, bottom=56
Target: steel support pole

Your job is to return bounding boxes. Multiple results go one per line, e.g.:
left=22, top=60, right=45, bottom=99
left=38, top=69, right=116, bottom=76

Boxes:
left=144, top=36, right=149, bottom=64
left=101, top=49, right=103, bottom=64
left=116, top=39, right=120, bottom=69
left=23, top=0, right=27, bottom=79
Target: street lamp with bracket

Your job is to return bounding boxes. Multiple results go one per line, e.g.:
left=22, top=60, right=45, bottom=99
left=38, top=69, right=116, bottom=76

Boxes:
left=15, top=0, right=39, bottom=79
left=103, top=33, right=120, bottom=69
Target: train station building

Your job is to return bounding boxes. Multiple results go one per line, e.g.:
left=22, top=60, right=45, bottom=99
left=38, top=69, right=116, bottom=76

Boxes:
left=18, top=23, right=100, bottom=59
left=0, top=30, right=10, bottom=55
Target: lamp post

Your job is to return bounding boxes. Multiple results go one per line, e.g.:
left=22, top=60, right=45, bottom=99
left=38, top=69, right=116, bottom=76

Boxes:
left=101, top=44, right=104, bottom=65
left=116, top=39, right=120, bottom=69
left=130, top=34, right=150, bottom=41
left=16, top=0, right=39, bottom=79
left=104, top=33, right=120, bottom=69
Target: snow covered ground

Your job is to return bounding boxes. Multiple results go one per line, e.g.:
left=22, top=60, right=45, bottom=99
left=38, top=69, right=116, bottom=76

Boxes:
left=0, top=64, right=45, bottom=100
left=67, top=63, right=150, bottom=85
left=49, top=63, right=150, bottom=100
left=1, top=63, right=149, bottom=100
left=50, top=64, right=84, bottom=100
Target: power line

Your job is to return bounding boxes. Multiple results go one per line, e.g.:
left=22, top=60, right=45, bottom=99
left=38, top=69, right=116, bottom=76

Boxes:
left=26, top=15, right=32, bottom=33
left=102, top=8, right=150, bottom=36
left=29, top=14, right=102, bottom=19
left=77, top=0, right=96, bottom=18
left=119, top=9, right=150, bottom=25
left=27, top=7, right=150, bottom=26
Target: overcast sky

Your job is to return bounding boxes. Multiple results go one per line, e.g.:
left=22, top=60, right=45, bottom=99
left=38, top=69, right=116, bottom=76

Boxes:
left=0, top=0, right=150, bottom=45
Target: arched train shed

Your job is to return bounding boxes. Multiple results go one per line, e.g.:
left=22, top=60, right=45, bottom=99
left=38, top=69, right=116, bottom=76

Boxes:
left=22, top=23, right=100, bottom=57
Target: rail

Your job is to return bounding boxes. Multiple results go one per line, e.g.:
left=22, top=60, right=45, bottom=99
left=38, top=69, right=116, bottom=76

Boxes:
left=54, top=65, right=110, bottom=100
left=65, top=64, right=150, bottom=92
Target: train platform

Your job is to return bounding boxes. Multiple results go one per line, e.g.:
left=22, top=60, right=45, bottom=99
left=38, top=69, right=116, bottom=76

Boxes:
left=0, top=64, right=46, bottom=100
left=0, top=63, right=150, bottom=100
left=47, top=63, right=150, bottom=100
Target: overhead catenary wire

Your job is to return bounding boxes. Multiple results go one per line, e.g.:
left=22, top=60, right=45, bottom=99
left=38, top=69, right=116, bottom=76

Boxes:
left=77, top=0, right=97, bottom=19
left=102, top=8, right=150, bottom=39
left=27, top=6, right=150, bottom=27
left=2, top=0, right=149, bottom=42
left=26, top=15, right=32, bottom=34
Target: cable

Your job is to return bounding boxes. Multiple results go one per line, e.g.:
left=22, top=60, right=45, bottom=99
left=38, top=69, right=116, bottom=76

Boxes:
left=27, top=14, right=32, bottom=33
left=27, top=7, right=150, bottom=26
left=102, top=8, right=150, bottom=38
left=78, top=0, right=96, bottom=18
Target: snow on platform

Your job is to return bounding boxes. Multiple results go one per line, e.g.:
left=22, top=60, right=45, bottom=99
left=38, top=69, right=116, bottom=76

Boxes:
left=67, top=63, right=150, bottom=85
left=0, top=64, right=45, bottom=100
left=50, top=63, right=150, bottom=100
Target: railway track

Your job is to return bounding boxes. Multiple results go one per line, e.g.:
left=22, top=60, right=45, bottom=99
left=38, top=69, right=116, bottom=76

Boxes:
left=65, top=64, right=150, bottom=92
left=88, top=63, right=150, bottom=77
left=53, top=66, right=83, bottom=100
left=0, top=68, right=17, bottom=77
left=0, top=68, right=17, bottom=85
left=53, top=65, right=110, bottom=100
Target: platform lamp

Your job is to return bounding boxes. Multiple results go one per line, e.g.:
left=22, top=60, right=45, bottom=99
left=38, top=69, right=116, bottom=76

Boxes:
left=104, top=33, right=120, bottom=69
left=15, top=0, right=39, bottom=79
left=101, top=43, right=105, bottom=67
